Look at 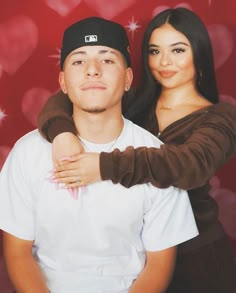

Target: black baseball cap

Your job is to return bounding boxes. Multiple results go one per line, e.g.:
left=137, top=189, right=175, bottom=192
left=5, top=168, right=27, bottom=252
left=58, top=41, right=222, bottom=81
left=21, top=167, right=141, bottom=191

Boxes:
left=60, top=16, right=131, bottom=69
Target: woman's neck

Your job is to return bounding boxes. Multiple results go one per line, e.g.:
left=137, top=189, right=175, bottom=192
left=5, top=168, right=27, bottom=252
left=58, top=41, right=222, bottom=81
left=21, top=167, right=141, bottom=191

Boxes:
left=157, top=85, right=210, bottom=110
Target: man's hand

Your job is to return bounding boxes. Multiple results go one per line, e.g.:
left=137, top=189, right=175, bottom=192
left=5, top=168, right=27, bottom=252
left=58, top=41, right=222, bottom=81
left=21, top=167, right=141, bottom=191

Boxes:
left=129, top=247, right=176, bottom=293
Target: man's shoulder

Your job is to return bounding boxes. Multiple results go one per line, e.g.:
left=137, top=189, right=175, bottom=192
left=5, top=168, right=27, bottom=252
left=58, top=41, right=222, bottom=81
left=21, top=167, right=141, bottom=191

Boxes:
left=123, top=118, right=163, bottom=148
left=12, top=129, right=49, bottom=156
left=15, top=129, right=46, bottom=145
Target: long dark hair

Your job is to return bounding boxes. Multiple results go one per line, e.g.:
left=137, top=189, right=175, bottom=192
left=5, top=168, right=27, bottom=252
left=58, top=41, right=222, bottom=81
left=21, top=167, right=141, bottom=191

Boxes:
left=125, top=7, right=219, bottom=126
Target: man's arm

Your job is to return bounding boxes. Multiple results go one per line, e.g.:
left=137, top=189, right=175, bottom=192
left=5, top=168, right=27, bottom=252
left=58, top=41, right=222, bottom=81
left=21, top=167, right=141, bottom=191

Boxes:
left=3, top=232, right=49, bottom=293
left=129, top=247, right=176, bottom=293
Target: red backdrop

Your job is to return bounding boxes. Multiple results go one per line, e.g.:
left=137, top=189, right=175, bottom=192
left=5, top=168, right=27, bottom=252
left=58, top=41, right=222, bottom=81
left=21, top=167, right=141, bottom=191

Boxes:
left=0, top=1, right=235, bottom=291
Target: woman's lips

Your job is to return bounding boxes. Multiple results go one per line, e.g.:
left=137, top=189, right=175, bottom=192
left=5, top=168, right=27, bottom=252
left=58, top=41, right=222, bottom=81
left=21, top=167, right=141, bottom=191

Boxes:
left=158, top=70, right=176, bottom=78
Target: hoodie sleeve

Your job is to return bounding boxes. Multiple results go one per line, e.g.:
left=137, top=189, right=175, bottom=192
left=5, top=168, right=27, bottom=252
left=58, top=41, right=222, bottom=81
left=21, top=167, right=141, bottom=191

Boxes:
left=100, top=103, right=236, bottom=189
left=37, top=91, right=76, bottom=142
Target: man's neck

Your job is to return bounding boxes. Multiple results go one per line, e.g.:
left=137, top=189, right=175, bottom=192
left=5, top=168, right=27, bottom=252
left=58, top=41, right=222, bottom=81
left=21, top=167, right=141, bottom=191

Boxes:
left=73, top=111, right=124, bottom=144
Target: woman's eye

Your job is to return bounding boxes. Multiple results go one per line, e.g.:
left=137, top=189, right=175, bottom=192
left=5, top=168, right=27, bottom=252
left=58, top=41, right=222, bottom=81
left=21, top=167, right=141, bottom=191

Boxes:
left=148, top=49, right=159, bottom=55
left=173, top=48, right=185, bottom=53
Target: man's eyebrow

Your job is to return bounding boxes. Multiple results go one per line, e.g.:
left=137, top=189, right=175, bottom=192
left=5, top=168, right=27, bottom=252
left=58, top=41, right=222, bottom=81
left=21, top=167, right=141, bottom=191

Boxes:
left=69, top=49, right=118, bottom=57
left=98, top=49, right=118, bottom=55
left=69, top=50, right=86, bottom=56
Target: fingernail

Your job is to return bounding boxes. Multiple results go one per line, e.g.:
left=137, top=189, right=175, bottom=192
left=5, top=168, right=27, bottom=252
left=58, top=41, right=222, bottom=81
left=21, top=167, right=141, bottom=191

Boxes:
left=68, top=188, right=78, bottom=200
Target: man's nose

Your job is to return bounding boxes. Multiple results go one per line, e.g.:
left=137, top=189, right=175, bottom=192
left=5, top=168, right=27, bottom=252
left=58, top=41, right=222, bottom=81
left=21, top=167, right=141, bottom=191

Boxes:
left=86, top=61, right=101, bottom=77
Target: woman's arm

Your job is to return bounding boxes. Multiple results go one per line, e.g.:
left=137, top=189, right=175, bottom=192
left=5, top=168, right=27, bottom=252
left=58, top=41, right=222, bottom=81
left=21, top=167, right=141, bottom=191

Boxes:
left=54, top=117, right=234, bottom=189
left=37, top=90, right=76, bottom=142
left=100, top=104, right=236, bottom=189
left=55, top=103, right=236, bottom=189
left=38, top=91, right=84, bottom=167
left=39, top=95, right=236, bottom=190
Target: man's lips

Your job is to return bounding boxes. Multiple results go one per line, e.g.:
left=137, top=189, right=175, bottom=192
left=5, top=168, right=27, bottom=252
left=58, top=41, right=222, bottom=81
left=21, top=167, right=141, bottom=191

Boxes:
left=81, top=83, right=106, bottom=90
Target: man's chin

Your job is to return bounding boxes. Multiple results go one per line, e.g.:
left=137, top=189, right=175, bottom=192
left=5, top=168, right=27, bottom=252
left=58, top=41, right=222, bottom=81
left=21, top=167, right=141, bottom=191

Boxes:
left=82, top=107, right=106, bottom=113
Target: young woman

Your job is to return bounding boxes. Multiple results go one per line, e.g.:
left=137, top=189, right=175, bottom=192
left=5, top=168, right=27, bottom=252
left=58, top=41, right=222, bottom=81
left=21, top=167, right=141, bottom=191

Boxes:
left=38, top=8, right=236, bottom=293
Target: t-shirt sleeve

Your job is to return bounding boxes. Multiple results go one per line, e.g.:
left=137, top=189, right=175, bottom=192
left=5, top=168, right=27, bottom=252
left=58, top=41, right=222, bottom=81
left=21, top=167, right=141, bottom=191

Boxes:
left=0, top=145, right=35, bottom=240
left=141, top=186, right=199, bottom=251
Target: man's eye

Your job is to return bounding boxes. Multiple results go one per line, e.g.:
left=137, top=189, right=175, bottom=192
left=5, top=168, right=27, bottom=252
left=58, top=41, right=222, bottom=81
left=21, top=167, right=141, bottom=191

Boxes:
left=72, top=60, right=83, bottom=65
left=102, top=59, right=114, bottom=64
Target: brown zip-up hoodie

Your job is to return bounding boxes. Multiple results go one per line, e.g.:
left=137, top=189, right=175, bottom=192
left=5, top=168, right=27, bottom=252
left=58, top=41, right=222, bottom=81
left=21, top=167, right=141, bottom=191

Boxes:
left=38, top=91, right=236, bottom=253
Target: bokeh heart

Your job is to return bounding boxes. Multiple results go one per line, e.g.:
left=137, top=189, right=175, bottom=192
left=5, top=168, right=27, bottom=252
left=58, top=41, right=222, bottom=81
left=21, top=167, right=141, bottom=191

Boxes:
left=152, top=3, right=192, bottom=17
left=0, top=15, right=38, bottom=75
left=207, top=24, right=234, bottom=70
left=44, top=0, right=82, bottom=16
left=21, top=87, right=52, bottom=127
left=84, top=0, right=136, bottom=19
left=210, top=176, right=236, bottom=239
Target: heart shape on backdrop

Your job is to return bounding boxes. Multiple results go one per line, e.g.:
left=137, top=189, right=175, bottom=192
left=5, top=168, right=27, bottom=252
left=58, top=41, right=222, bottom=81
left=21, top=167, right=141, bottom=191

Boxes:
left=84, top=0, right=136, bottom=19
left=0, top=15, right=38, bottom=76
left=210, top=176, right=236, bottom=239
left=152, top=3, right=192, bottom=17
left=21, top=87, right=52, bottom=127
left=44, top=0, right=82, bottom=17
left=219, top=94, right=236, bottom=106
left=207, top=24, right=234, bottom=70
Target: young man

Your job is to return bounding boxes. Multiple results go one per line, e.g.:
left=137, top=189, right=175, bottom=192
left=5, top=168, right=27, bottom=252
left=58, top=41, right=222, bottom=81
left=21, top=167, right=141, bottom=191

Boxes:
left=0, top=17, right=198, bottom=293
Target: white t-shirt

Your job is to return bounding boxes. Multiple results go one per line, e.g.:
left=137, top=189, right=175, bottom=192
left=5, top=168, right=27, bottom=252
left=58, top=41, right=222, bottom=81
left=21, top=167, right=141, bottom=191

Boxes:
left=0, top=118, right=198, bottom=293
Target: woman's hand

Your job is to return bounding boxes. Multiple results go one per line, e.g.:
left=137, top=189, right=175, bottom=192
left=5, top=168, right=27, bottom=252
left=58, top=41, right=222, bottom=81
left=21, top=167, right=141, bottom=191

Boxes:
left=50, top=132, right=101, bottom=188
left=52, top=132, right=84, bottom=167
left=53, top=152, right=101, bottom=187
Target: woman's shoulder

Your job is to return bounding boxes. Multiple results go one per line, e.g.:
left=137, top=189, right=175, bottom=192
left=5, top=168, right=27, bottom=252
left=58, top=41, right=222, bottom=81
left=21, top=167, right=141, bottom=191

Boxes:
left=205, top=102, right=236, bottom=127
left=163, top=101, right=236, bottom=139
left=207, top=101, right=236, bottom=116
left=196, top=102, right=236, bottom=136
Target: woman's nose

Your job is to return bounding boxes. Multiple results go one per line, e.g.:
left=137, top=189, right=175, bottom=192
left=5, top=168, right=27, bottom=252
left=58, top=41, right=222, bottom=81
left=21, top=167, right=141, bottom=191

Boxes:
left=160, top=52, right=172, bottom=66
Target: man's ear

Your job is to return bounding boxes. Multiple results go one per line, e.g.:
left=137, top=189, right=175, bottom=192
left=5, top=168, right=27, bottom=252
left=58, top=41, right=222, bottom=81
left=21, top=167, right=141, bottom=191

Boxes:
left=58, top=71, right=67, bottom=94
left=125, top=67, right=133, bottom=91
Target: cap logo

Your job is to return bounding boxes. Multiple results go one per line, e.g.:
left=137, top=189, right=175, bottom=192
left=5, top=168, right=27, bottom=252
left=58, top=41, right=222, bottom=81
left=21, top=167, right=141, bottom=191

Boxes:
left=85, top=35, right=98, bottom=42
